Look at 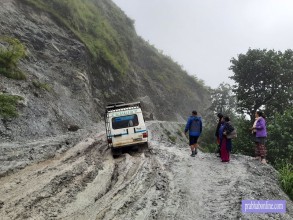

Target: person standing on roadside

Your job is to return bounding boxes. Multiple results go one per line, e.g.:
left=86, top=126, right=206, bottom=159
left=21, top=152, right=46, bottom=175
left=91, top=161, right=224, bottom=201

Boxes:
left=185, top=110, right=202, bottom=157
left=251, top=111, right=267, bottom=164
left=215, top=113, right=223, bottom=157
left=219, top=116, right=234, bottom=162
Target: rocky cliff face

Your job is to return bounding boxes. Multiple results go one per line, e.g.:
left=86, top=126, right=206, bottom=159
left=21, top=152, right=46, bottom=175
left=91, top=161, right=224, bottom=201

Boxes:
left=0, top=0, right=210, bottom=141
left=1, top=0, right=95, bottom=141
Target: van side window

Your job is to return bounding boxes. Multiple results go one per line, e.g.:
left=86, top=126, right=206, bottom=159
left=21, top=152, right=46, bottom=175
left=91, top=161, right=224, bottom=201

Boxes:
left=112, top=114, right=139, bottom=129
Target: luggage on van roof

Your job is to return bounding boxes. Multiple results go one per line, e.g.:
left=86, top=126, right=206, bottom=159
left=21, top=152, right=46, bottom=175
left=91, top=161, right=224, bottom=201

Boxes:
left=105, top=102, right=141, bottom=112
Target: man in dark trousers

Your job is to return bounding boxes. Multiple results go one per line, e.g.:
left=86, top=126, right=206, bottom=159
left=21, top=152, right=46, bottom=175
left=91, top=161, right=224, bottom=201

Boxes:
left=185, top=110, right=202, bottom=157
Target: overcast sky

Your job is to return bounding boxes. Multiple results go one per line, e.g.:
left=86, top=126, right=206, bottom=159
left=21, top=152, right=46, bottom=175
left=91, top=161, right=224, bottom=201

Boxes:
left=112, top=0, right=293, bottom=88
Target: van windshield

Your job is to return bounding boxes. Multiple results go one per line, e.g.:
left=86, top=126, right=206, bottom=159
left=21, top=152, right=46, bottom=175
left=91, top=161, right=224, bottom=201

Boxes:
left=112, top=114, right=139, bottom=129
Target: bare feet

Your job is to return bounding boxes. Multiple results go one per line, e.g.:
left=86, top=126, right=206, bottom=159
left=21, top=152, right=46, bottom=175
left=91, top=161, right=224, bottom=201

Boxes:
left=261, top=159, right=267, bottom=164
left=252, top=156, right=260, bottom=160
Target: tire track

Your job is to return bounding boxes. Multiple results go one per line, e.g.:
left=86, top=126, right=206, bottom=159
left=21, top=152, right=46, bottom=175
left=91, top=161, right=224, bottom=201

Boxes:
left=0, top=132, right=107, bottom=220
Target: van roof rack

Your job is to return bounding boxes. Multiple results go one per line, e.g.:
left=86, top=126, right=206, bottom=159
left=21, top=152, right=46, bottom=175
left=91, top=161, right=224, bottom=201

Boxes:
left=105, top=101, right=141, bottom=112
left=106, top=102, right=125, bottom=107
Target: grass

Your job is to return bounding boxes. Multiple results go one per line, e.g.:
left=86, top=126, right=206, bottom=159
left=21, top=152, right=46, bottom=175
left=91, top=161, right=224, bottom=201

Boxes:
left=0, top=37, right=26, bottom=80
left=176, top=129, right=183, bottom=137
left=24, top=0, right=130, bottom=74
left=169, top=135, right=177, bottom=143
left=277, top=162, right=293, bottom=201
left=0, top=94, right=24, bottom=119
left=32, top=80, right=52, bottom=92
left=23, top=0, right=211, bottom=119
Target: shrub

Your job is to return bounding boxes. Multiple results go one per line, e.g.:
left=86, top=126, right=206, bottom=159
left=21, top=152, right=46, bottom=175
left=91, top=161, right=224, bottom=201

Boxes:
left=0, top=94, right=24, bottom=119
left=0, top=37, right=26, bottom=80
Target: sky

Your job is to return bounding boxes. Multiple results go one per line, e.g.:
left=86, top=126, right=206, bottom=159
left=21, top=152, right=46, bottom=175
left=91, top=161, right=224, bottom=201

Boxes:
left=112, top=0, right=293, bottom=88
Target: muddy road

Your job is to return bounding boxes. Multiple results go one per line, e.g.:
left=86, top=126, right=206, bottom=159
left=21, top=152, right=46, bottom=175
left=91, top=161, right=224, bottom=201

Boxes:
left=0, top=121, right=292, bottom=220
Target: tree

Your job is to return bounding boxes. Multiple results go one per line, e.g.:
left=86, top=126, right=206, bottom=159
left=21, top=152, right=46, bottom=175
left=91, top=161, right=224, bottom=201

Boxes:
left=229, top=49, right=293, bottom=121
left=267, top=108, right=293, bottom=165
left=209, top=83, right=237, bottom=117
left=200, top=83, right=237, bottom=152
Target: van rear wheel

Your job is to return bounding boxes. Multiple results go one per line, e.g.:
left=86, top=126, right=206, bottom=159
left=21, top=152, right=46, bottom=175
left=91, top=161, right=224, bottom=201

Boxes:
left=111, top=148, right=122, bottom=158
left=138, top=142, right=148, bottom=153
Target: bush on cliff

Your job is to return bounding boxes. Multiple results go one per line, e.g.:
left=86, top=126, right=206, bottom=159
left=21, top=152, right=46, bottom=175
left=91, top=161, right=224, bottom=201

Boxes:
left=0, top=37, right=26, bottom=80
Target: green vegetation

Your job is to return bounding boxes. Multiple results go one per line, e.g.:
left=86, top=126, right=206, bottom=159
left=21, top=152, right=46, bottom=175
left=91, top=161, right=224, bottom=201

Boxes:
left=230, top=49, right=293, bottom=120
left=32, top=80, right=52, bottom=92
left=161, top=127, right=177, bottom=143
left=201, top=49, right=293, bottom=200
left=164, top=129, right=171, bottom=136
left=0, top=94, right=23, bottom=119
left=168, top=135, right=177, bottom=143
left=267, top=108, right=293, bottom=164
left=277, top=162, right=293, bottom=200
left=0, top=37, right=25, bottom=117
left=25, top=0, right=132, bottom=74
left=0, top=37, right=26, bottom=80
left=176, top=129, right=183, bottom=137
left=23, top=0, right=210, bottom=117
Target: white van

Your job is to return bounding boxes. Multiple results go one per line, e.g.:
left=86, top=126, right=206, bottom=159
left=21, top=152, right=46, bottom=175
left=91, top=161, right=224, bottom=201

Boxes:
left=104, top=102, right=148, bottom=152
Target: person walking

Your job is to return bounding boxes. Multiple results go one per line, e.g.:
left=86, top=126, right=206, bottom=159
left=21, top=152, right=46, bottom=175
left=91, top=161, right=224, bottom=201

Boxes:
left=219, top=116, right=234, bottom=162
left=252, top=111, right=267, bottom=164
left=185, top=110, right=202, bottom=157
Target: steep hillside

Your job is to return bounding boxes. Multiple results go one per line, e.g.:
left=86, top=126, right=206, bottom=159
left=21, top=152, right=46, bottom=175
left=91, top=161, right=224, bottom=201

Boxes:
left=0, top=0, right=210, bottom=141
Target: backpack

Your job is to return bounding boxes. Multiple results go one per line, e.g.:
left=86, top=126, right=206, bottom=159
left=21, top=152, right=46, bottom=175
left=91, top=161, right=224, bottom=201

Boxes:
left=227, top=128, right=237, bottom=139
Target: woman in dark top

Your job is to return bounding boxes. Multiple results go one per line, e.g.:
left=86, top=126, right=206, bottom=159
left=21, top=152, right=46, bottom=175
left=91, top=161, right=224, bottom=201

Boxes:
left=219, top=116, right=234, bottom=162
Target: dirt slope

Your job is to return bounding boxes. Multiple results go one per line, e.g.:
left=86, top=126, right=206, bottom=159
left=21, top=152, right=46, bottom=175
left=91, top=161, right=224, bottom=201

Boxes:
left=0, top=121, right=292, bottom=220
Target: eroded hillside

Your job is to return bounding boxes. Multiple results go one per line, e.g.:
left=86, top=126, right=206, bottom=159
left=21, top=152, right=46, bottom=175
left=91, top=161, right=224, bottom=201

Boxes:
left=0, top=0, right=210, bottom=142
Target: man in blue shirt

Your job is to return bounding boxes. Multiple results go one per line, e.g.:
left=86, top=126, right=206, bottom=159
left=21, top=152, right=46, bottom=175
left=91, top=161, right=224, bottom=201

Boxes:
left=184, top=110, right=202, bottom=157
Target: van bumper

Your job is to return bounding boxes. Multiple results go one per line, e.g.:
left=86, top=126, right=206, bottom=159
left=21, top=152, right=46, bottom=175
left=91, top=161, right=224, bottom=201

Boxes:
left=112, top=139, right=148, bottom=148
